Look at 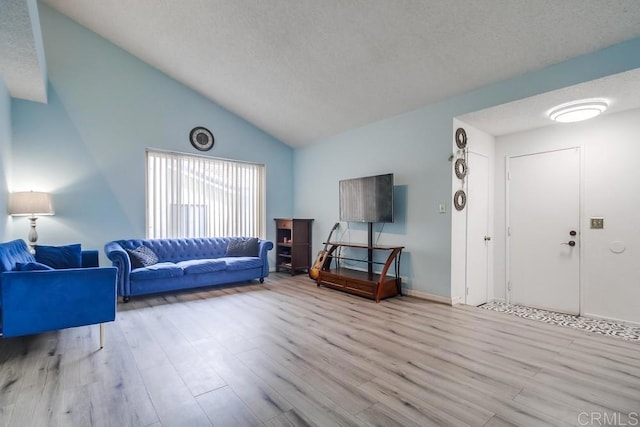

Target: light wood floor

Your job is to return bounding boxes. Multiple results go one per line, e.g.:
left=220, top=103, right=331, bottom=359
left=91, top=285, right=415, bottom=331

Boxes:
left=1, top=273, right=639, bottom=427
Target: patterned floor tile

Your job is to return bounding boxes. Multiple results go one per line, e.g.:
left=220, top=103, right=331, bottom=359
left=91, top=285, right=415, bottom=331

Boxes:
left=480, top=301, right=640, bottom=342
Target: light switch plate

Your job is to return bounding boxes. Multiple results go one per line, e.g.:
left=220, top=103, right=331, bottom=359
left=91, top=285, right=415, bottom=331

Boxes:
left=590, top=217, right=604, bottom=229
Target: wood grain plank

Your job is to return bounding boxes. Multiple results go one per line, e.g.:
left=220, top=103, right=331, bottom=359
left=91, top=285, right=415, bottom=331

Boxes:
left=238, top=348, right=375, bottom=416
left=196, top=385, right=262, bottom=427
left=1, top=273, right=638, bottom=426
left=201, top=349, right=294, bottom=422
left=263, top=409, right=313, bottom=427
left=138, top=363, right=212, bottom=427
left=356, top=402, right=424, bottom=427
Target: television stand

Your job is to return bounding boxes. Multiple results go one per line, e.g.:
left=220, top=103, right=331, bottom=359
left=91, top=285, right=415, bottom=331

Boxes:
left=316, top=242, right=403, bottom=303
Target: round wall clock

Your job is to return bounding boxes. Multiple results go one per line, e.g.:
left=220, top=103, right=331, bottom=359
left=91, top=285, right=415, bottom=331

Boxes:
left=189, top=127, right=214, bottom=151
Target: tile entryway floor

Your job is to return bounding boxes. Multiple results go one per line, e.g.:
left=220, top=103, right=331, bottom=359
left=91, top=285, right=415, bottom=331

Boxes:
left=480, top=301, right=640, bottom=343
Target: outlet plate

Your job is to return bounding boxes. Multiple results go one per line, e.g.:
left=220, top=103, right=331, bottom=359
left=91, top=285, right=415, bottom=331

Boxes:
left=590, top=217, right=604, bottom=229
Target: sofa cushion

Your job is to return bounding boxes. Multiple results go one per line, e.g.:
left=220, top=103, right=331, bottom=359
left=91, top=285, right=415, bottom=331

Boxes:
left=225, top=238, right=259, bottom=257
left=35, top=244, right=82, bottom=269
left=223, top=256, right=263, bottom=271
left=126, top=245, right=159, bottom=268
left=177, top=259, right=227, bottom=275
left=0, top=239, right=36, bottom=272
left=14, top=261, right=55, bottom=271
left=130, top=262, right=183, bottom=281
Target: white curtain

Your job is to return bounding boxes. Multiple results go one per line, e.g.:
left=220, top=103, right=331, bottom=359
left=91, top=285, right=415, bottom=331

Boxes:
left=146, top=150, right=265, bottom=239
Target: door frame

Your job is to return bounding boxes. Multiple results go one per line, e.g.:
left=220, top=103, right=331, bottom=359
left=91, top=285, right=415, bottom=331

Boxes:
left=465, top=150, right=490, bottom=306
left=505, top=146, right=584, bottom=314
left=450, top=119, right=495, bottom=306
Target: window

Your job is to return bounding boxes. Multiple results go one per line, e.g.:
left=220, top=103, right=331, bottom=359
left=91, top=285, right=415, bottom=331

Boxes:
left=146, top=149, right=265, bottom=239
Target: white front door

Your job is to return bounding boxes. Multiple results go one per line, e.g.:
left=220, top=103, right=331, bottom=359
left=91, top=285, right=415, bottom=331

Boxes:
left=466, top=152, right=490, bottom=306
left=507, top=148, right=580, bottom=314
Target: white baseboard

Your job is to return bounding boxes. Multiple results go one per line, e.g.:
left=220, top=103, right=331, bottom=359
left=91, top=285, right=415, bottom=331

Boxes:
left=269, top=268, right=453, bottom=306
left=582, top=312, right=640, bottom=327
left=403, top=288, right=452, bottom=305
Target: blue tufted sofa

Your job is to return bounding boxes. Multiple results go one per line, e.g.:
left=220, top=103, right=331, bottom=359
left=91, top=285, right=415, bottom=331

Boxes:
left=104, top=237, right=273, bottom=301
left=0, top=239, right=117, bottom=345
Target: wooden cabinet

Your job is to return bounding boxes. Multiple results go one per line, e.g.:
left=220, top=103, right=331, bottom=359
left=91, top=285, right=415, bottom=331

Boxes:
left=274, top=218, right=313, bottom=275
left=317, top=242, right=403, bottom=302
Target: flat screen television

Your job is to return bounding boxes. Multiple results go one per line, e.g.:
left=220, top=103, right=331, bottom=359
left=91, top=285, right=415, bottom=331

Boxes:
left=339, top=173, right=394, bottom=223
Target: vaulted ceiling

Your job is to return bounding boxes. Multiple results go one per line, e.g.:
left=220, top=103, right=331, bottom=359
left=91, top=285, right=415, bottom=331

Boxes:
left=0, top=0, right=47, bottom=102
left=3, top=1, right=640, bottom=145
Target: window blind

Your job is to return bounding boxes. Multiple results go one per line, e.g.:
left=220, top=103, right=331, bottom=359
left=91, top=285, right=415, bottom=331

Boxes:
left=146, top=150, right=265, bottom=239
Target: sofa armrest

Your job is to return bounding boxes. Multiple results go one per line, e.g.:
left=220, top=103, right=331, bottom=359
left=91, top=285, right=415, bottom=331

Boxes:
left=258, top=239, right=274, bottom=277
left=104, top=241, right=131, bottom=298
left=1, top=267, right=117, bottom=338
left=82, top=250, right=99, bottom=268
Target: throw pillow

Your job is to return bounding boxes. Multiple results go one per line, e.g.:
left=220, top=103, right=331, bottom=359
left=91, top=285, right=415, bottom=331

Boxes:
left=14, top=261, right=55, bottom=271
left=126, top=245, right=159, bottom=269
left=225, top=238, right=259, bottom=257
left=34, top=244, right=82, bottom=269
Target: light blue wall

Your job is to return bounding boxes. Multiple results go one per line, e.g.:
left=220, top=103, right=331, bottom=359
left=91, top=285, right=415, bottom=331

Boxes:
left=10, top=4, right=293, bottom=263
left=294, top=37, right=640, bottom=299
left=0, top=78, right=10, bottom=239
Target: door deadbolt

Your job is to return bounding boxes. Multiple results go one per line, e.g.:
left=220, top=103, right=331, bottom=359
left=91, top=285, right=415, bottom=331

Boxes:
left=569, top=230, right=577, bottom=236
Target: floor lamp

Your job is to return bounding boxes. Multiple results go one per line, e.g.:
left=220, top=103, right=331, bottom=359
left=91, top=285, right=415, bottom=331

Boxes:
left=8, top=191, right=55, bottom=253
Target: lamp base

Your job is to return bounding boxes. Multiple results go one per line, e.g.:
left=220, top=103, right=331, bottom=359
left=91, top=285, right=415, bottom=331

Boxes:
left=27, top=216, right=38, bottom=254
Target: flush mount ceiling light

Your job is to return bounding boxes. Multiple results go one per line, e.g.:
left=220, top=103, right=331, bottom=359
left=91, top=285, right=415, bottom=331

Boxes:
left=549, top=99, right=608, bottom=123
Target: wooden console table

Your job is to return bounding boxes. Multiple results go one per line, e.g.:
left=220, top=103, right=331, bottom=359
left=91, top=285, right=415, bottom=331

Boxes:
left=316, top=242, right=403, bottom=303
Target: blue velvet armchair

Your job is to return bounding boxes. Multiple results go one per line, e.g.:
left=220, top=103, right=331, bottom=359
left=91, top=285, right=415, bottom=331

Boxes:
left=0, top=239, right=117, bottom=347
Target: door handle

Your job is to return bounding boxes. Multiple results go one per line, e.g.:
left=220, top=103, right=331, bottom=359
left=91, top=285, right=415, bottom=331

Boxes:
left=561, top=241, right=576, bottom=247
left=484, top=236, right=491, bottom=241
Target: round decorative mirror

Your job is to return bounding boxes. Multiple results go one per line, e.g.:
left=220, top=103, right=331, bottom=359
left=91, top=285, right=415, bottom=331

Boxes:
left=455, top=127, right=467, bottom=149
left=454, top=158, right=467, bottom=180
left=454, top=189, right=467, bottom=211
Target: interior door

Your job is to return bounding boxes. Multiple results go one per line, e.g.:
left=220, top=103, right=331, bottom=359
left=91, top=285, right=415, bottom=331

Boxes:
left=507, top=148, right=580, bottom=314
left=466, top=152, right=490, bottom=306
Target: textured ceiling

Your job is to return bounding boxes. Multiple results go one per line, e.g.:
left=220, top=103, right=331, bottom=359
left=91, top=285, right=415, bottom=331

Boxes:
left=0, top=0, right=47, bottom=102
left=10, top=1, right=640, bottom=145
left=459, top=68, right=640, bottom=136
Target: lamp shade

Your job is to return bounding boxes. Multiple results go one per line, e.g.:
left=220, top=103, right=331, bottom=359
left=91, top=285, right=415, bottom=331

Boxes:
left=8, top=191, right=54, bottom=216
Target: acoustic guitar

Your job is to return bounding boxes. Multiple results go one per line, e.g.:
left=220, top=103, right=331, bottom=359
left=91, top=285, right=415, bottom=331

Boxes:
left=309, top=222, right=339, bottom=280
